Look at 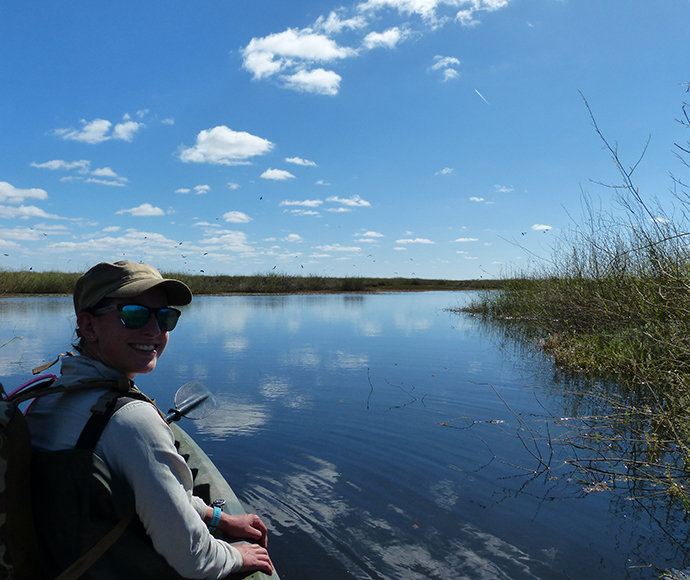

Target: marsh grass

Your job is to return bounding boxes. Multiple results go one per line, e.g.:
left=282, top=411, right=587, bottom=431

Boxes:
left=457, top=89, right=690, bottom=510
left=0, top=270, right=500, bottom=297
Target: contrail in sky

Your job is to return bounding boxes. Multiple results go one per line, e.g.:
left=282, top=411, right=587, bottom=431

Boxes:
left=475, top=89, right=489, bottom=105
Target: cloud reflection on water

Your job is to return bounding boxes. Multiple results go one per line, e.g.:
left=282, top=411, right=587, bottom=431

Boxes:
left=247, top=455, right=555, bottom=580
left=193, top=395, right=268, bottom=440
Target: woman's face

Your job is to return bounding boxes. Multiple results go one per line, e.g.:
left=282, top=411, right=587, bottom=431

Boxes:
left=77, top=287, right=170, bottom=379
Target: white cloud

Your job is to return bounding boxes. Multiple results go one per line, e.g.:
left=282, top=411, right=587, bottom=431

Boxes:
left=31, top=159, right=91, bottom=172
left=326, top=194, right=371, bottom=207
left=91, top=167, right=117, bottom=178
left=85, top=178, right=126, bottom=187
left=176, top=188, right=191, bottom=194
left=223, top=211, right=252, bottom=223
left=112, top=121, right=144, bottom=142
left=361, top=231, right=384, bottom=238
left=454, top=237, right=479, bottom=242
left=469, top=197, right=484, bottom=202
left=199, top=231, right=255, bottom=253
left=52, top=118, right=144, bottom=144
left=283, top=234, right=304, bottom=243
left=290, top=209, right=321, bottom=216
left=228, top=182, right=241, bottom=190
left=194, top=185, right=211, bottom=194
left=363, top=27, right=406, bottom=49
left=435, top=167, right=453, bottom=175
left=162, top=118, right=175, bottom=125
left=532, top=224, right=552, bottom=231
left=242, top=28, right=355, bottom=78
left=280, top=199, right=323, bottom=207
left=0, top=205, right=61, bottom=220
left=0, top=182, right=48, bottom=204
left=494, top=184, right=514, bottom=193
left=359, top=0, right=511, bottom=26
left=396, top=238, right=434, bottom=244
left=326, top=207, right=352, bottom=213
left=429, top=55, right=460, bottom=81
left=283, top=68, right=342, bottom=96
left=179, top=126, right=274, bottom=165
left=285, top=157, right=317, bottom=166
left=313, top=244, right=361, bottom=252
left=116, top=203, right=165, bottom=217
left=262, top=168, right=296, bottom=180
left=314, top=11, right=368, bottom=34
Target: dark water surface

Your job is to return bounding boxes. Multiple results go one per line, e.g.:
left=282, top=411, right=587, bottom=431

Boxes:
left=2, top=292, right=688, bottom=579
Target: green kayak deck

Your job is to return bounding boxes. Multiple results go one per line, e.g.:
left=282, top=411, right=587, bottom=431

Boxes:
left=171, top=423, right=279, bottom=580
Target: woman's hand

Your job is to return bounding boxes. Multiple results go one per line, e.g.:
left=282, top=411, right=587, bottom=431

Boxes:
left=206, top=509, right=269, bottom=548
left=234, top=543, right=274, bottom=576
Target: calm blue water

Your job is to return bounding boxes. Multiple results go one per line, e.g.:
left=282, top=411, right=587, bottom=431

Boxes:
left=1, top=292, right=688, bottom=579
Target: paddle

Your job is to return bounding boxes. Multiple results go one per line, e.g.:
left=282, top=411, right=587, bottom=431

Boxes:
left=165, top=380, right=220, bottom=423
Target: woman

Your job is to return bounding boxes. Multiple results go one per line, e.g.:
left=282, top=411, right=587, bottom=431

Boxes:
left=26, top=260, right=274, bottom=578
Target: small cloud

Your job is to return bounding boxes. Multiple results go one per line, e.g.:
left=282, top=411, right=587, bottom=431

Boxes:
left=91, top=167, right=118, bottom=178
left=313, top=244, right=361, bottom=252
left=116, top=203, right=165, bottom=217
left=31, top=159, right=91, bottom=172
left=179, top=126, right=274, bottom=165
left=469, top=197, right=484, bottom=202
left=436, top=167, right=453, bottom=175
left=223, top=211, right=252, bottom=223
left=532, top=224, right=552, bottom=231
left=326, top=194, right=370, bottom=207
left=52, top=118, right=144, bottom=144
left=285, top=157, right=317, bottom=166
left=0, top=181, right=49, bottom=204
left=290, top=209, right=321, bottom=216
left=175, top=188, right=191, bottom=194
left=393, top=247, right=407, bottom=251
left=315, top=180, right=331, bottom=186
left=494, top=184, right=514, bottom=193
left=228, top=182, right=241, bottom=190
left=280, top=199, right=322, bottom=207
left=261, top=168, right=296, bottom=180
left=429, top=55, right=460, bottom=81
left=283, top=68, right=342, bottom=96
left=283, top=234, right=304, bottom=242
left=360, top=231, right=384, bottom=238
left=326, top=207, right=352, bottom=213
left=112, top=121, right=144, bottom=142
left=161, top=118, right=175, bottom=125
left=194, top=185, right=211, bottom=194
left=396, top=238, right=434, bottom=244
left=102, top=226, right=121, bottom=233
left=454, top=237, right=479, bottom=242
left=85, top=178, right=126, bottom=187
left=363, top=27, right=406, bottom=50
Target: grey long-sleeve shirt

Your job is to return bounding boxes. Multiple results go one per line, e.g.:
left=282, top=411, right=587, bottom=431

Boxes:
left=26, top=355, right=242, bottom=578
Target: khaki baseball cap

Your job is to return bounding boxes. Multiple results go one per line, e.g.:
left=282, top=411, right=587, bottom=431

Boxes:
left=73, top=260, right=193, bottom=314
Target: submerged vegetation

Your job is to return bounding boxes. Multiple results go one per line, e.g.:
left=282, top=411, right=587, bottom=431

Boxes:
left=456, top=89, right=690, bottom=511
left=0, top=270, right=501, bottom=297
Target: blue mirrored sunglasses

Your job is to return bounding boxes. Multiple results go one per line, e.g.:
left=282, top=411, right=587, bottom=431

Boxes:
left=92, top=304, right=182, bottom=332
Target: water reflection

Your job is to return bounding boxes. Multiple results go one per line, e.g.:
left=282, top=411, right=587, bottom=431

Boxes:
left=2, top=292, right=688, bottom=578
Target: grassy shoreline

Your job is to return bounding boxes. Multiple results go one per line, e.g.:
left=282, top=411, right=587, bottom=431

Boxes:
left=0, top=269, right=505, bottom=296
left=449, top=92, right=690, bottom=513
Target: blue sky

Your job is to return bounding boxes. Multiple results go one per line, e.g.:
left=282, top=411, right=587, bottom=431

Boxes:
left=1, top=1, right=689, bottom=280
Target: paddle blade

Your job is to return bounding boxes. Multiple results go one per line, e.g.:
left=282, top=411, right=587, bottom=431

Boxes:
left=173, top=380, right=220, bottom=420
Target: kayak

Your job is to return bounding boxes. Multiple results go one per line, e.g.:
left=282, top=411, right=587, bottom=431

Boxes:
left=170, top=423, right=279, bottom=579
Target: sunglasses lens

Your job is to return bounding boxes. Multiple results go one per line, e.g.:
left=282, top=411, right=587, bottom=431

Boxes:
left=156, top=309, right=180, bottom=332
left=119, top=305, right=151, bottom=329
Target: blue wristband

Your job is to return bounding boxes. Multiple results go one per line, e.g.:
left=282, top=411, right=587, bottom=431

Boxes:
left=209, top=506, right=222, bottom=533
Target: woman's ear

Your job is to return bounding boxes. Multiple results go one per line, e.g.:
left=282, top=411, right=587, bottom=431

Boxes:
left=76, top=312, right=97, bottom=342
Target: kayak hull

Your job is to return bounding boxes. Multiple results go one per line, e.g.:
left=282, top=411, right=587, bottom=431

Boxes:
left=170, top=423, right=278, bottom=579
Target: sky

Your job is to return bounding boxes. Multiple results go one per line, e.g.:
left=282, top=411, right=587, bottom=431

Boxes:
left=1, top=0, right=689, bottom=280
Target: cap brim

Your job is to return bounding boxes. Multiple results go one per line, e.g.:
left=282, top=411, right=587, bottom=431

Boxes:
left=106, top=279, right=193, bottom=306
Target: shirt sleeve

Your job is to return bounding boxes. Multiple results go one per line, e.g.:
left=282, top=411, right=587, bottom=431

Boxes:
left=98, top=400, right=243, bottom=579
